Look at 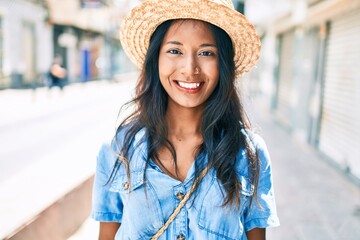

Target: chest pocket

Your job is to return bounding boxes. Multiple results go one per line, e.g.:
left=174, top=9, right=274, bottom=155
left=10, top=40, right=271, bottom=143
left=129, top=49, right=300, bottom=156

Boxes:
left=198, top=175, right=254, bottom=240
left=109, top=170, right=164, bottom=240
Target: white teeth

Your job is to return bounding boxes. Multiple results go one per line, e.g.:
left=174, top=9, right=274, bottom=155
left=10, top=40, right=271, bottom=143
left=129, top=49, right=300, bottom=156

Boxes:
left=177, top=81, right=201, bottom=89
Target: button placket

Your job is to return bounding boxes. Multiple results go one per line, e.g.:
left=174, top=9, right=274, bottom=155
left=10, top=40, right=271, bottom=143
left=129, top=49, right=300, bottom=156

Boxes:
left=178, top=208, right=187, bottom=239
left=173, top=184, right=188, bottom=239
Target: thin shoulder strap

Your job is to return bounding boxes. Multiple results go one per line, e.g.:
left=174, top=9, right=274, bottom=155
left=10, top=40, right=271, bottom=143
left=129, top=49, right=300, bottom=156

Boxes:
left=151, top=165, right=210, bottom=240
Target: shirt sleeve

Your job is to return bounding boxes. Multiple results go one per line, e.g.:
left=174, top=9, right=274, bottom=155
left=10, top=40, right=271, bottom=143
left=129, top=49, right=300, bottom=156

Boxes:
left=244, top=134, right=280, bottom=231
left=91, top=143, right=123, bottom=222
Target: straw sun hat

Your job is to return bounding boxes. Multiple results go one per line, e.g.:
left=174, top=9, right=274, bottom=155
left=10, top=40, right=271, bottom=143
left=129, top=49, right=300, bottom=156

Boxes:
left=120, top=0, right=261, bottom=78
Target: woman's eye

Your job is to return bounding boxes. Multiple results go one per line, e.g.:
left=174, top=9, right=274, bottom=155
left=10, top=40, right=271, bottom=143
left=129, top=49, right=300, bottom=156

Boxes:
left=199, top=51, right=215, bottom=56
left=167, top=49, right=182, bottom=55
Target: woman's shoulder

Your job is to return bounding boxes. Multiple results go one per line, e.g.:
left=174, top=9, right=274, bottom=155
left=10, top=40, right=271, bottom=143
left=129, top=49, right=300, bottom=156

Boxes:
left=238, top=128, right=272, bottom=170
left=94, top=141, right=119, bottom=182
left=96, top=126, right=147, bottom=173
left=113, top=124, right=147, bottom=146
left=241, top=128, right=268, bottom=152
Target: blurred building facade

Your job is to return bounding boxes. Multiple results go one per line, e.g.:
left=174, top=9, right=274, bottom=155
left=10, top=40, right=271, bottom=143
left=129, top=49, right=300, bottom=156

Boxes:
left=0, top=0, right=52, bottom=88
left=0, top=0, right=137, bottom=89
left=246, top=0, right=360, bottom=181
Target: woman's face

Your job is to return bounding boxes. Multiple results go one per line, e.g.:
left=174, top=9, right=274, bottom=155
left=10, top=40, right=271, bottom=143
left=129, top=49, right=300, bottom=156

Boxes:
left=158, top=20, right=219, bottom=110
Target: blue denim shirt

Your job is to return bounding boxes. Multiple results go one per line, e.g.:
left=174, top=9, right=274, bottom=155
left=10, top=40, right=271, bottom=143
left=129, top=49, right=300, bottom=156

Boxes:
left=92, top=128, right=279, bottom=239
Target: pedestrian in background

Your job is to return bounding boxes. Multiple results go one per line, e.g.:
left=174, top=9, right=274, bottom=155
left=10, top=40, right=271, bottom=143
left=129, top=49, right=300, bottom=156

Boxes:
left=48, top=54, right=67, bottom=91
left=92, top=0, right=280, bottom=239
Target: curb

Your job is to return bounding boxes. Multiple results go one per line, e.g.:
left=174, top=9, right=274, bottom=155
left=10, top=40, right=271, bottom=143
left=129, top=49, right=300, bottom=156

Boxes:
left=4, top=176, right=94, bottom=240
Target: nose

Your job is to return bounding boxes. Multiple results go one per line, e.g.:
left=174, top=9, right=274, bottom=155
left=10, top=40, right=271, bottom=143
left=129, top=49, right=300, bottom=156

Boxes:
left=181, top=54, right=199, bottom=77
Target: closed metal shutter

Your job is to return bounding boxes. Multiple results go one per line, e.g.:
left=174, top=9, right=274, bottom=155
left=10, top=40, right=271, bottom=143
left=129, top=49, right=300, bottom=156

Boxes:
left=293, top=27, right=321, bottom=142
left=275, top=29, right=295, bottom=128
left=319, top=9, right=360, bottom=178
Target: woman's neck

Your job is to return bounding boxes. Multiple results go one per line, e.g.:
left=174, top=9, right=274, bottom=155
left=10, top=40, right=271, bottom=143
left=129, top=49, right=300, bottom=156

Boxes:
left=165, top=104, right=202, bottom=140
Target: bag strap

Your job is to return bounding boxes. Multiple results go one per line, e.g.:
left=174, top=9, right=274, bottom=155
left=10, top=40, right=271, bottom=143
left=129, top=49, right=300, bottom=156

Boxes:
left=151, top=165, right=210, bottom=240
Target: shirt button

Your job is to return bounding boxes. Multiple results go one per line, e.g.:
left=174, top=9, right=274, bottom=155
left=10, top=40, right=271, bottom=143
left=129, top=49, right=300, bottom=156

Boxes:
left=123, top=182, right=130, bottom=190
left=176, top=192, right=185, bottom=200
left=177, top=234, right=185, bottom=240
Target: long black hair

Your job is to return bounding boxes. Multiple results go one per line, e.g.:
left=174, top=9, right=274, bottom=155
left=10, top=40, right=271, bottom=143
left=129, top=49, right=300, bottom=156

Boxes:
left=112, top=19, right=259, bottom=208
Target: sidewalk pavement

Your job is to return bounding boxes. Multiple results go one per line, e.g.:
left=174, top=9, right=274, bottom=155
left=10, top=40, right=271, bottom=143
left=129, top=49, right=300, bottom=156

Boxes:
left=249, top=98, right=360, bottom=240
left=69, top=94, right=360, bottom=239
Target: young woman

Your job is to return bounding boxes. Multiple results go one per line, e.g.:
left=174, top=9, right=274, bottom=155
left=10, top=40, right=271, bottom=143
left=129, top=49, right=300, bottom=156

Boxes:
left=92, top=1, right=279, bottom=239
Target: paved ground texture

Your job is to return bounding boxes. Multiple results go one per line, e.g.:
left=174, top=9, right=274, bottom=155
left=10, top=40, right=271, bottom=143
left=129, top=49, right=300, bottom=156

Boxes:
left=250, top=100, right=360, bottom=240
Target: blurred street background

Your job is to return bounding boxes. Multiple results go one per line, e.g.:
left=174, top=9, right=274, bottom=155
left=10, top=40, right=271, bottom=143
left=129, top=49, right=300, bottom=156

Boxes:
left=0, top=0, right=359, bottom=239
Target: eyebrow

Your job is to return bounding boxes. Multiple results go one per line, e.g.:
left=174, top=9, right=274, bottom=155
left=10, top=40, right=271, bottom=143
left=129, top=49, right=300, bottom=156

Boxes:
left=165, top=41, right=217, bottom=48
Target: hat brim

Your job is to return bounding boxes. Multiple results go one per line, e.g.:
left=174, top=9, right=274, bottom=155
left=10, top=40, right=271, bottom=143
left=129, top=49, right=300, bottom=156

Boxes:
left=120, top=0, right=261, bottom=78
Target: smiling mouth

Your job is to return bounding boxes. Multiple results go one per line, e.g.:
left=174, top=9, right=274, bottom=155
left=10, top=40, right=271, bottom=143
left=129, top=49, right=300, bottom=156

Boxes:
left=175, top=81, right=203, bottom=90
